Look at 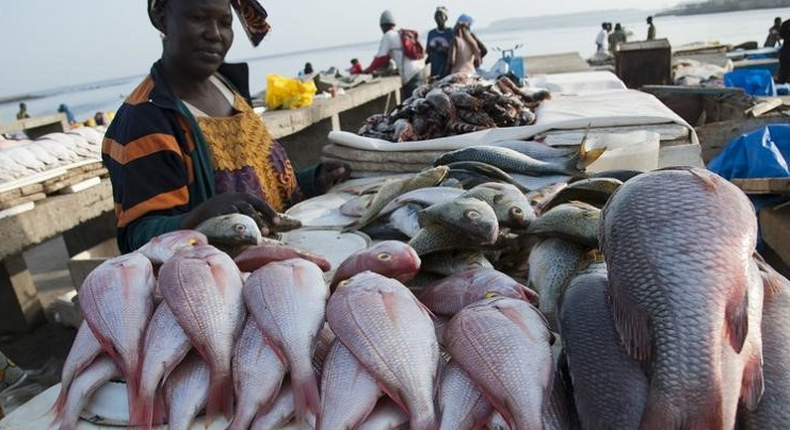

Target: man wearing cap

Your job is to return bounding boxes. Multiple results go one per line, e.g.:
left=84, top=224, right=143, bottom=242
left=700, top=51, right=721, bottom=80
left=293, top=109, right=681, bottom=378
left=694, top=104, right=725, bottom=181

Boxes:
left=364, top=10, right=426, bottom=99
left=426, top=7, right=453, bottom=79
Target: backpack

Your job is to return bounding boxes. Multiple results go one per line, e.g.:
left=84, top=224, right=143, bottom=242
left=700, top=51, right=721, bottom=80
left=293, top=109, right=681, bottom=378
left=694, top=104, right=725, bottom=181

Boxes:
left=399, top=29, right=425, bottom=60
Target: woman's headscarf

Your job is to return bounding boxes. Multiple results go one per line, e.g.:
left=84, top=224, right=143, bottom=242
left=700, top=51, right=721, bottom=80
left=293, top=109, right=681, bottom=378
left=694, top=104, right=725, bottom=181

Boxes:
left=148, top=0, right=270, bottom=47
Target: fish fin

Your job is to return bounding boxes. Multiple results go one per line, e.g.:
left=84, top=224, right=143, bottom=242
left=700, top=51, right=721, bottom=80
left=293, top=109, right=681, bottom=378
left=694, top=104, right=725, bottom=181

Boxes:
left=757, top=255, right=788, bottom=298
left=608, top=277, right=652, bottom=362
left=740, top=347, right=765, bottom=411
left=291, top=366, right=321, bottom=421
left=576, top=146, right=607, bottom=171
left=688, top=167, right=719, bottom=191
left=205, top=372, right=234, bottom=422
left=725, top=279, right=749, bottom=354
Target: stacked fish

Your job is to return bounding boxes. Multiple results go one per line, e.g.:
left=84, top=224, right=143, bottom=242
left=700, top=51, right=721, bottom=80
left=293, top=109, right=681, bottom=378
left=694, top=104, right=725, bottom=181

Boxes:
left=358, top=74, right=551, bottom=142
left=0, top=128, right=104, bottom=184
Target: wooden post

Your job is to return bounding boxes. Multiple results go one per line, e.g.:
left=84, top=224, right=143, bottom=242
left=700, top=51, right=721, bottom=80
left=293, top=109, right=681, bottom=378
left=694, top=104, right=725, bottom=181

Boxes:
left=0, top=255, right=44, bottom=333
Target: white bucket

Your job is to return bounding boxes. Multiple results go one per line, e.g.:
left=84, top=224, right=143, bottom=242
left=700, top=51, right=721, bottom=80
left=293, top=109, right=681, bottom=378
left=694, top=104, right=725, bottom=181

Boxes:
left=583, top=130, right=660, bottom=173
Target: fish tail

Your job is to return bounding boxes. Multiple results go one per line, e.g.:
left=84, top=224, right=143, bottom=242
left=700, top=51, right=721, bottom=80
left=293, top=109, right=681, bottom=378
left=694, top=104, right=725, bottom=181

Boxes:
left=574, top=144, right=607, bottom=172
left=48, top=385, right=69, bottom=421
left=206, top=372, right=234, bottom=422
left=127, top=388, right=155, bottom=430
left=291, top=365, right=321, bottom=422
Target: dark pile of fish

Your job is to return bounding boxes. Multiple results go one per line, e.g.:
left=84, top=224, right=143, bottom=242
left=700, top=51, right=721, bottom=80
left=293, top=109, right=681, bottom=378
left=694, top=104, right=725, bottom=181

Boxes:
left=358, top=74, right=551, bottom=142
left=52, top=163, right=790, bottom=430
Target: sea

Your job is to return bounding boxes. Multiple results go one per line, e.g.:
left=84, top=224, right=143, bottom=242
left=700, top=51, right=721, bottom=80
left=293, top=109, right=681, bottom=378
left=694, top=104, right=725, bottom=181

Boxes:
left=0, top=7, right=785, bottom=125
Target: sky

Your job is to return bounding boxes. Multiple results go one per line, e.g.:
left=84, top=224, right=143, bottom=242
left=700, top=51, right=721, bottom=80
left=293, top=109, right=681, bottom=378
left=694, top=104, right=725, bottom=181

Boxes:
left=0, top=0, right=679, bottom=98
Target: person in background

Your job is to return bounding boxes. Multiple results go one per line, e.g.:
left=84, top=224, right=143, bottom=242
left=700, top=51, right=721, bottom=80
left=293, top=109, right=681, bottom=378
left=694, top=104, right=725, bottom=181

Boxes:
left=16, top=103, right=30, bottom=120
left=298, top=62, right=314, bottom=78
left=448, top=14, right=484, bottom=76
left=609, top=23, right=627, bottom=54
left=94, top=111, right=110, bottom=126
left=349, top=58, right=363, bottom=74
left=426, top=6, right=453, bottom=79
left=647, top=16, right=656, bottom=40
left=778, top=17, right=790, bottom=83
left=765, top=17, right=783, bottom=47
left=595, top=22, right=609, bottom=54
left=103, top=0, right=350, bottom=253
left=364, top=10, right=426, bottom=99
left=57, top=103, right=78, bottom=126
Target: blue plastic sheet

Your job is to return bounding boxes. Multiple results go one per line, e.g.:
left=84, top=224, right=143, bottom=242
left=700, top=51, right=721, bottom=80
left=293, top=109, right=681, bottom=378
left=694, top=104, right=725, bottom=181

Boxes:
left=723, top=69, right=777, bottom=96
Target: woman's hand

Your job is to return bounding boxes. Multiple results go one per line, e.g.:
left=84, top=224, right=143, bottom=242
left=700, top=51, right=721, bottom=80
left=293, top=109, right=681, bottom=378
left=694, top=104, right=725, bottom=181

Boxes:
left=315, top=161, right=351, bottom=195
left=180, top=192, right=280, bottom=235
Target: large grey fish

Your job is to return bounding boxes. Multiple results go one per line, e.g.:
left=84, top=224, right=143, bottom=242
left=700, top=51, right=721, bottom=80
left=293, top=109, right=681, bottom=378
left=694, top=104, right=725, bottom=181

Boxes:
left=528, top=238, right=589, bottom=330
left=434, top=145, right=604, bottom=177
left=445, top=161, right=531, bottom=193
left=318, top=340, right=383, bottom=430
left=163, top=353, right=211, bottom=430
left=378, top=187, right=466, bottom=218
left=527, top=201, right=600, bottom=248
left=357, top=399, right=411, bottom=430
left=133, top=301, right=191, bottom=429
left=195, top=213, right=262, bottom=247
left=243, top=258, right=329, bottom=421
left=738, top=258, right=789, bottom=430
left=445, top=297, right=554, bottom=430
left=157, top=245, right=246, bottom=420
left=489, top=140, right=578, bottom=160
left=418, top=267, right=539, bottom=318
left=79, top=252, right=155, bottom=426
left=558, top=261, right=648, bottom=430
left=326, top=271, right=440, bottom=430
left=52, top=321, right=102, bottom=417
left=438, top=360, right=494, bottom=430
left=389, top=204, right=423, bottom=238
left=418, top=197, right=500, bottom=244
left=461, top=182, right=536, bottom=229
left=344, top=166, right=450, bottom=231
left=227, top=318, right=287, bottom=430
left=250, top=381, right=298, bottom=430
left=408, top=224, right=493, bottom=257
left=600, top=168, right=763, bottom=430
left=538, top=177, right=622, bottom=214
left=55, top=355, right=119, bottom=430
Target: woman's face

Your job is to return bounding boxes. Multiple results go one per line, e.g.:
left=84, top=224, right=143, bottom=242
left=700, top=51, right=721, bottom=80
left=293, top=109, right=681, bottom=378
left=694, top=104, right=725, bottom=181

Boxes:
left=162, top=0, right=234, bottom=79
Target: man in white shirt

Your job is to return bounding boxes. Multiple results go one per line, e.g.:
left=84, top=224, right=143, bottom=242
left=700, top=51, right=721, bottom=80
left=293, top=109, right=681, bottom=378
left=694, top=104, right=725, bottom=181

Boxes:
left=595, top=22, right=609, bottom=54
left=364, top=10, right=426, bottom=99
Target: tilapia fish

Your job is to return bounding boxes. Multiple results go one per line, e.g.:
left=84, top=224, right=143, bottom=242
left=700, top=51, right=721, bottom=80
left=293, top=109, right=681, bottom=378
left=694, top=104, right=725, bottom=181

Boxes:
left=600, top=168, right=763, bottom=430
left=418, top=267, right=539, bottom=317
left=438, top=360, right=494, bottom=430
left=528, top=238, right=589, bottom=330
left=461, top=182, right=536, bottom=229
left=538, top=177, right=622, bottom=214
left=326, top=271, right=440, bottom=430
left=434, top=145, right=604, bottom=177
left=378, top=187, right=466, bottom=219
left=420, top=250, right=493, bottom=277
left=136, top=230, right=208, bottom=265
left=227, top=318, right=287, bottom=430
left=418, top=197, right=499, bottom=244
left=55, top=355, right=119, bottom=430
left=330, top=240, right=421, bottom=292
left=408, top=223, right=492, bottom=257
left=489, top=140, right=578, bottom=160
left=163, top=353, right=211, bottom=430
left=445, top=296, right=554, bottom=430
left=234, top=242, right=332, bottom=273
left=318, top=340, right=383, bottom=430
left=157, top=245, right=246, bottom=419
left=195, top=213, right=262, bottom=246
left=78, top=252, right=155, bottom=425
left=243, top=258, right=329, bottom=421
left=345, top=166, right=450, bottom=231
left=558, top=262, right=648, bottom=430
left=52, top=321, right=102, bottom=417
left=527, top=201, right=600, bottom=248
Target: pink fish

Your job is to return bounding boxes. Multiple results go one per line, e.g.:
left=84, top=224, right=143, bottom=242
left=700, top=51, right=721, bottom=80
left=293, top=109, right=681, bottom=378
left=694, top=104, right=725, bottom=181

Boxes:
left=51, top=321, right=102, bottom=417
left=326, top=271, right=440, bottom=430
left=78, top=252, right=155, bottom=426
left=227, top=318, right=288, bottom=430
left=137, top=230, right=208, bottom=265
left=357, top=398, right=411, bottom=430
left=163, top=353, right=211, bottom=430
left=243, top=258, right=329, bottom=421
left=445, top=296, right=554, bottom=430
left=330, top=240, right=421, bottom=292
left=250, top=381, right=299, bottom=430
left=157, top=245, right=245, bottom=420
left=133, top=301, right=192, bottom=429
left=312, top=323, right=337, bottom=375
left=56, top=355, right=119, bottom=430
left=438, top=360, right=494, bottom=430
left=418, top=267, right=539, bottom=317
left=318, top=340, right=383, bottom=430
left=234, top=243, right=331, bottom=273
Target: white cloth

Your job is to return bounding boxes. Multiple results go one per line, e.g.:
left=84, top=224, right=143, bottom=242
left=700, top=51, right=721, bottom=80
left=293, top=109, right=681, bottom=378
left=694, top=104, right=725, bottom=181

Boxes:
left=376, top=28, right=425, bottom=83
left=595, top=29, right=608, bottom=52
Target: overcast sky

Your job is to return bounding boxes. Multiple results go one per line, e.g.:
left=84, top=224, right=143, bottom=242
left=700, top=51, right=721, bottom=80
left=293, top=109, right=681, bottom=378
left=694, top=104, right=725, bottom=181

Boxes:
left=0, top=0, right=679, bottom=97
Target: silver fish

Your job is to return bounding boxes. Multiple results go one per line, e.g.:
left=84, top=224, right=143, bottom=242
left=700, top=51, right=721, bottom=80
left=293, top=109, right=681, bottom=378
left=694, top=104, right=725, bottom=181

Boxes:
left=600, top=168, right=763, bottom=430
left=195, top=213, right=262, bottom=246
left=438, top=360, right=494, bottom=430
left=418, top=197, right=499, bottom=244
left=227, top=318, right=287, bottom=430
left=420, top=250, right=493, bottom=277
left=434, top=145, right=604, bottom=177
left=461, top=182, right=536, bottom=229
left=489, top=140, right=578, bottom=160
left=408, top=224, right=491, bottom=257
left=528, top=238, right=589, bottom=330
left=162, top=353, right=211, bottom=430
left=527, top=201, right=600, bottom=248
left=538, top=177, right=622, bottom=214
left=318, top=340, right=383, bottom=430
left=56, top=355, right=119, bottom=430
left=243, top=258, right=328, bottom=421
left=378, top=187, right=466, bottom=219
left=326, top=271, right=440, bottom=430
left=445, top=296, right=554, bottom=430
left=389, top=203, right=423, bottom=238
left=158, top=245, right=246, bottom=419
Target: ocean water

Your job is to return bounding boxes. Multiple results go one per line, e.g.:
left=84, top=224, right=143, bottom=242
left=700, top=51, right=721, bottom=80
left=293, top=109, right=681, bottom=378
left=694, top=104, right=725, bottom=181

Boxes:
left=0, top=7, right=784, bottom=126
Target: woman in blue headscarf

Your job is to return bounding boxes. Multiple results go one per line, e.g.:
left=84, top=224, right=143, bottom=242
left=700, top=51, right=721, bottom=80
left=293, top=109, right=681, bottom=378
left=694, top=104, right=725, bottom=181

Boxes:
left=449, top=14, right=487, bottom=76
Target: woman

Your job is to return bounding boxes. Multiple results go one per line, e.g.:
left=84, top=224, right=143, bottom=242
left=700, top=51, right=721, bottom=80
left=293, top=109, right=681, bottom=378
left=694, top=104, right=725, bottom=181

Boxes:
left=448, top=14, right=486, bottom=76
left=102, top=0, right=349, bottom=253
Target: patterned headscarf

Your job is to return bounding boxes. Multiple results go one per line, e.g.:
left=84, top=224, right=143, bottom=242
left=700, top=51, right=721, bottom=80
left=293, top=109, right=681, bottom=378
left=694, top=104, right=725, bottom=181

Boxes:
left=148, top=0, right=270, bottom=47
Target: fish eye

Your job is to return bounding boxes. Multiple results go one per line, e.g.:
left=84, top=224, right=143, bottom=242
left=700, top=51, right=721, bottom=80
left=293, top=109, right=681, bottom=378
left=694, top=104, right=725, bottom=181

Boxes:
left=235, top=224, right=246, bottom=232
left=188, top=238, right=197, bottom=245
left=484, top=291, right=501, bottom=299
left=338, top=279, right=351, bottom=288
left=377, top=252, right=392, bottom=261
left=510, top=207, right=523, bottom=217
left=465, top=210, right=482, bottom=220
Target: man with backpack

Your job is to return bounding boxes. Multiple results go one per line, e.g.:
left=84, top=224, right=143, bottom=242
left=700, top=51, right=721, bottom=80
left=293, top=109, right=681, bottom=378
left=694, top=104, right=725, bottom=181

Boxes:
left=364, top=10, right=427, bottom=99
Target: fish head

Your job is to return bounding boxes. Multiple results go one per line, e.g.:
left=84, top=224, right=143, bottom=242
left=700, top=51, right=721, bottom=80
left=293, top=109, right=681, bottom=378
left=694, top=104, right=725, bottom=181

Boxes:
left=196, top=214, right=263, bottom=246
left=137, top=230, right=209, bottom=264
left=364, top=241, right=422, bottom=284
left=420, top=197, right=499, bottom=244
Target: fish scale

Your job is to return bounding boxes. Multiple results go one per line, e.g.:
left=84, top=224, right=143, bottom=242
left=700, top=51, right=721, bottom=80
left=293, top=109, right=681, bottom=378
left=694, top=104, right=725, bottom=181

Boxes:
left=600, top=168, right=762, bottom=430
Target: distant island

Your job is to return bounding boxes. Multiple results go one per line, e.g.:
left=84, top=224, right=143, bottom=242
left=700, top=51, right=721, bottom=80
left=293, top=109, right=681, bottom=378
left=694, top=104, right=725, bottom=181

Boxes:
left=657, top=0, right=790, bottom=17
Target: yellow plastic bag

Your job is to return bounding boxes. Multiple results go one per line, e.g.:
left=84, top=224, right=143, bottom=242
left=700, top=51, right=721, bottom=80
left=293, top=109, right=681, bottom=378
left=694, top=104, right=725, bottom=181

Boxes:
left=265, top=74, right=317, bottom=110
